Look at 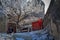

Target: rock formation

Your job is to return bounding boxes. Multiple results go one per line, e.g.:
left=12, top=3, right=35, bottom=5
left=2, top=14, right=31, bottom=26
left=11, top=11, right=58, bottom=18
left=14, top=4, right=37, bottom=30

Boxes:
left=43, top=0, right=60, bottom=40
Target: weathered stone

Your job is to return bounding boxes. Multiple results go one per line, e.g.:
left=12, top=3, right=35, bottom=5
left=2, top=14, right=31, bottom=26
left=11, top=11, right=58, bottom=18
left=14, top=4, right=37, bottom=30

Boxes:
left=43, top=0, right=60, bottom=40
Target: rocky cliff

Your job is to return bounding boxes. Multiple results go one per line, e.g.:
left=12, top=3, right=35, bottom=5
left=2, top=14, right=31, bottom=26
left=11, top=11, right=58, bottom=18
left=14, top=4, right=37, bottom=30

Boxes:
left=43, top=0, right=60, bottom=40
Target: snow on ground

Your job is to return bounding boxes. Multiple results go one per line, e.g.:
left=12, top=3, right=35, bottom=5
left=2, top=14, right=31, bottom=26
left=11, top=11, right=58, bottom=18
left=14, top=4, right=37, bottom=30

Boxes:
left=0, top=27, right=53, bottom=40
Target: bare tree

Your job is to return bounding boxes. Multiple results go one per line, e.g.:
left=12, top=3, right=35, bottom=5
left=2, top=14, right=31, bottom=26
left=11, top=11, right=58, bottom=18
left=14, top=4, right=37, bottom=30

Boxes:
left=6, top=7, right=28, bottom=32
left=1, top=0, right=45, bottom=32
